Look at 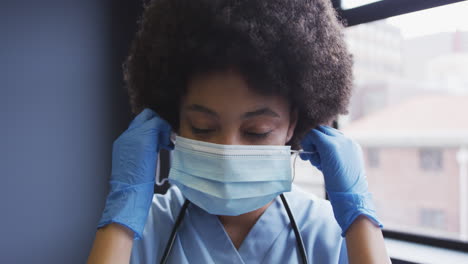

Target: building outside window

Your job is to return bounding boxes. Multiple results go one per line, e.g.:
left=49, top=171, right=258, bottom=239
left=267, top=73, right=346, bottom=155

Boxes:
left=367, top=148, right=380, bottom=168
left=296, top=1, right=468, bottom=243
left=420, top=208, right=447, bottom=230
left=340, top=2, right=468, bottom=242
left=419, top=148, right=444, bottom=171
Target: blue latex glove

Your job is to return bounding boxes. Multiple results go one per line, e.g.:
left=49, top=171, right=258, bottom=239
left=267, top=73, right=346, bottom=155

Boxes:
left=97, top=108, right=173, bottom=240
left=300, top=125, right=383, bottom=237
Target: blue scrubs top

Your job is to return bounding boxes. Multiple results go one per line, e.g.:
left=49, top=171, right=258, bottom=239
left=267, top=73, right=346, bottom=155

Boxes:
left=130, top=185, right=348, bottom=263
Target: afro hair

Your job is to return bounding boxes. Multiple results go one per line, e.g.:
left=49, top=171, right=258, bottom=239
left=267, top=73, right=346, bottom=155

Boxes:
left=124, top=0, right=353, bottom=149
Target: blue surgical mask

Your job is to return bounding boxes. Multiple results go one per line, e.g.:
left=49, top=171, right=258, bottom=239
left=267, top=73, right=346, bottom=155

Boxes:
left=167, top=136, right=293, bottom=216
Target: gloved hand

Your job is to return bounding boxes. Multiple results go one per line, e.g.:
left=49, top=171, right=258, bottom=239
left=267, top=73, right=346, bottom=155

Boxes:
left=300, top=125, right=383, bottom=237
left=97, top=108, right=173, bottom=240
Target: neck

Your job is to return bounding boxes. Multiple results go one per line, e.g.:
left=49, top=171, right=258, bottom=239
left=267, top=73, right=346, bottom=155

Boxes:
left=217, top=200, right=274, bottom=249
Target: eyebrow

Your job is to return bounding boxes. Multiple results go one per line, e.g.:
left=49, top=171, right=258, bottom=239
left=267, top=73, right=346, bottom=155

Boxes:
left=242, top=107, right=280, bottom=119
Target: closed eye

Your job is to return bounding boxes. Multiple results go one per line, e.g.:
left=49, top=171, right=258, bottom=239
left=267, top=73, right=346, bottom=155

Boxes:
left=191, top=126, right=215, bottom=134
left=244, top=131, right=272, bottom=139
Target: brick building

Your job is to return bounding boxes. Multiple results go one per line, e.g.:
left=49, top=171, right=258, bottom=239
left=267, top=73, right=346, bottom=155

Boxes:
left=343, top=95, right=468, bottom=241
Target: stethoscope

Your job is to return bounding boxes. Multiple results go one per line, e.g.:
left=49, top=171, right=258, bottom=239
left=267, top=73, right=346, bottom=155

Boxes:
left=159, top=193, right=309, bottom=264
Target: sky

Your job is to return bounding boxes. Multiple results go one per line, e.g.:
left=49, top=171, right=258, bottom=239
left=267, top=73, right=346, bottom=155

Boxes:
left=343, top=0, right=468, bottom=39
left=341, top=0, right=383, bottom=10
left=387, top=1, right=468, bottom=39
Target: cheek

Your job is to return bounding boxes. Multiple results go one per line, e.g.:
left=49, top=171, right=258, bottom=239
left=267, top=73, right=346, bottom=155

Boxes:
left=177, top=121, right=191, bottom=138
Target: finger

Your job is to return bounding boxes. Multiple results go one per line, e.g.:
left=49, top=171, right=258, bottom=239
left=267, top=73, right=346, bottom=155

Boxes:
left=298, top=143, right=317, bottom=160
left=140, top=116, right=173, bottom=150
left=159, top=130, right=174, bottom=151
left=316, top=125, right=343, bottom=136
left=128, top=108, right=156, bottom=130
left=300, top=128, right=330, bottom=150
left=309, top=153, right=322, bottom=170
left=140, top=115, right=172, bottom=133
left=298, top=149, right=317, bottom=160
left=299, top=152, right=310, bottom=161
left=299, top=152, right=322, bottom=170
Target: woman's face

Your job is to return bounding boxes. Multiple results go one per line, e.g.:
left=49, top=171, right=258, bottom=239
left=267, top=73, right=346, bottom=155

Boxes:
left=178, top=70, right=297, bottom=146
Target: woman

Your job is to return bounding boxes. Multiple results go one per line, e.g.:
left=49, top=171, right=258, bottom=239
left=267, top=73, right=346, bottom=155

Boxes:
left=87, top=0, right=390, bottom=263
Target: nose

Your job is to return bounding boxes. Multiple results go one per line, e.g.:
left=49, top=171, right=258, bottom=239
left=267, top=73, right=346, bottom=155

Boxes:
left=212, top=132, right=242, bottom=145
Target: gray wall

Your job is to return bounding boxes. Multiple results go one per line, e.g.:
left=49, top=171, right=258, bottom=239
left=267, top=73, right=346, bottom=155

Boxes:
left=0, top=0, right=140, bottom=263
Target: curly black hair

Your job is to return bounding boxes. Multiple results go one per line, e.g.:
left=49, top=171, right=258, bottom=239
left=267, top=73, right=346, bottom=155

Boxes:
left=124, top=0, right=353, bottom=149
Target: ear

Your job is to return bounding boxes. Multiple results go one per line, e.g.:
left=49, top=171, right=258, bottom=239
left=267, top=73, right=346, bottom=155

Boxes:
left=286, top=108, right=298, bottom=143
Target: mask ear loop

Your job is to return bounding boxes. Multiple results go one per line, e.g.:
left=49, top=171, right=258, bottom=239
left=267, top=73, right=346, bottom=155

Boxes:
left=292, top=152, right=298, bottom=182
left=155, top=132, right=177, bottom=186
left=155, top=152, right=169, bottom=186
left=290, top=150, right=316, bottom=183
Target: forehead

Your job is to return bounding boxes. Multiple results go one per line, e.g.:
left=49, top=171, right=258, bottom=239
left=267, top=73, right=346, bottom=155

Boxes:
left=182, top=70, right=290, bottom=117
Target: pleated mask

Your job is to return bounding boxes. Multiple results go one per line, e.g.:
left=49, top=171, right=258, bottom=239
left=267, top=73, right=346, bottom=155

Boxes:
left=167, top=136, right=294, bottom=216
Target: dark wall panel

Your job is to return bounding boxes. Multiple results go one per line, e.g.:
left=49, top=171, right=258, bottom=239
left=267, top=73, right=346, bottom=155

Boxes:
left=0, top=1, right=140, bottom=263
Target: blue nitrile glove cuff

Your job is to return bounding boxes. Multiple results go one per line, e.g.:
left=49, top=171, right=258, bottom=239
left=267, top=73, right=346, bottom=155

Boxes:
left=327, top=191, right=384, bottom=237
left=97, top=181, right=155, bottom=240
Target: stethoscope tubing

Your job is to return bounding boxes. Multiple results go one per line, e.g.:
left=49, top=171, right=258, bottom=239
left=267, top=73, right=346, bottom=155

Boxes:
left=280, top=194, right=309, bottom=264
left=159, top=194, right=308, bottom=264
left=160, top=199, right=190, bottom=263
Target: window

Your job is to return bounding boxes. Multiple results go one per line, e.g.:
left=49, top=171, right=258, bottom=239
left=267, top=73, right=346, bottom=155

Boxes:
left=419, top=148, right=443, bottom=171
left=337, top=1, right=468, bottom=244
left=420, top=208, right=447, bottom=230
left=367, top=148, right=380, bottom=168
left=341, top=0, right=383, bottom=10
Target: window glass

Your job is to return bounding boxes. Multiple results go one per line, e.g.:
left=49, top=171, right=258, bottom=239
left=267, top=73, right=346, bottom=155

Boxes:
left=367, top=148, right=380, bottom=168
left=420, top=208, right=447, bottom=230
left=341, top=0, right=383, bottom=10
left=292, top=155, right=326, bottom=199
left=339, top=1, right=468, bottom=242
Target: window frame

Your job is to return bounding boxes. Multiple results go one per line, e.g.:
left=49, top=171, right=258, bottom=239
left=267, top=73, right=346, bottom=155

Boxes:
left=332, top=0, right=468, bottom=252
left=332, top=0, right=467, bottom=27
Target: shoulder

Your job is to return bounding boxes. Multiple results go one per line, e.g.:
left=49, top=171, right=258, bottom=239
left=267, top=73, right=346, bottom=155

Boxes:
left=144, top=185, right=186, bottom=236
left=284, top=184, right=335, bottom=223
left=284, top=185, right=348, bottom=263
left=151, top=185, right=186, bottom=219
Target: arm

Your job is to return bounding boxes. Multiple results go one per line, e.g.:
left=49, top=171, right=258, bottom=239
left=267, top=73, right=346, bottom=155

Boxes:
left=300, top=125, right=390, bottom=263
left=87, top=108, right=173, bottom=264
left=87, top=223, right=134, bottom=264
left=346, top=216, right=391, bottom=264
